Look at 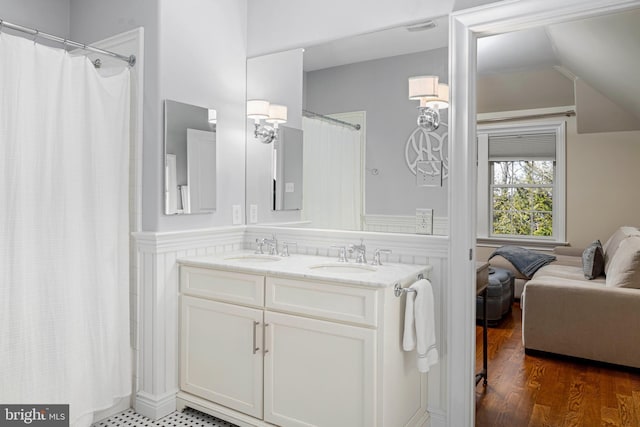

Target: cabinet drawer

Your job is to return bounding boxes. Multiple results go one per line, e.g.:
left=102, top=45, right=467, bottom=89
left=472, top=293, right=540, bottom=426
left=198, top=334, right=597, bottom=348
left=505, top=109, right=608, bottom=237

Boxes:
left=265, top=277, right=378, bottom=327
left=181, top=266, right=264, bottom=307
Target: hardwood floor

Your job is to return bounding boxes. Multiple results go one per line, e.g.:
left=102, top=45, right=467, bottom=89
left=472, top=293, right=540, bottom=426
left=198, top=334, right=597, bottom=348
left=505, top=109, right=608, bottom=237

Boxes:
left=475, top=303, right=640, bottom=427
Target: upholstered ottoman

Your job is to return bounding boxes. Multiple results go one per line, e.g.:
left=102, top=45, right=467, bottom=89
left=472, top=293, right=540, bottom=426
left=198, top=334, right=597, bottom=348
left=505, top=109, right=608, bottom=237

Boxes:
left=476, top=267, right=515, bottom=325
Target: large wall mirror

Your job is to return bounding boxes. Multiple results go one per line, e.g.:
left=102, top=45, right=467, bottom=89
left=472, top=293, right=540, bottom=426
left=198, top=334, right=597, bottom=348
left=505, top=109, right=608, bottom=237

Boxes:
left=246, top=17, right=450, bottom=235
left=164, top=100, right=217, bottom=215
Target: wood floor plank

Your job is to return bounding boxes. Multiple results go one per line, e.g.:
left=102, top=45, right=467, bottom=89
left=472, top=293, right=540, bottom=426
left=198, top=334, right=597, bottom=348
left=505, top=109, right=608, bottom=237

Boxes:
left=562, top=410, right=583, bottom=427
left=527, top=404, right=551, bottom=427
left=617, top=394, right=634, bottom=427
left=582, top=365, right=602, bottom=427
left=601, top=407, right=620, bottom=426
left=475, top=303, right=640, bottom=427
left=632, top=391, right=640, bottom=427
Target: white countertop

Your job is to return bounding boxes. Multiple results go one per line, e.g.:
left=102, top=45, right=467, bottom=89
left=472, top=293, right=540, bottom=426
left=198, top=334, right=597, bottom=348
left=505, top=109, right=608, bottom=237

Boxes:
left=178, top=251, right=432, bottom=289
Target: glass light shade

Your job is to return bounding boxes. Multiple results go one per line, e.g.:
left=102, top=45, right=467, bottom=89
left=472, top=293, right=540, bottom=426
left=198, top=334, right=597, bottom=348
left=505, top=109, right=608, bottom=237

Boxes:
left=247, top=99, right=270, bottom=119
left=208, top=109, right=217, bottom=124
left=423, top=83, right=449, bottom=109
left=266, top=104, right=287, bottom=124
left=408, top=75, right=439, bottom=100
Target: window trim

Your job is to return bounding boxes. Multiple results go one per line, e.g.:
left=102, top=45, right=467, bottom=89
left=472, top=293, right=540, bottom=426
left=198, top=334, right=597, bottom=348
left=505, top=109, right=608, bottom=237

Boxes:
left=477, top=120, right=566, bottom=244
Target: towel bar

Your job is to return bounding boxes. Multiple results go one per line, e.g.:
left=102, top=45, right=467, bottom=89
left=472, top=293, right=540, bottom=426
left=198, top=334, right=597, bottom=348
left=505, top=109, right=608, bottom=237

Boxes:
left=393, top=273, right=424, bottom=297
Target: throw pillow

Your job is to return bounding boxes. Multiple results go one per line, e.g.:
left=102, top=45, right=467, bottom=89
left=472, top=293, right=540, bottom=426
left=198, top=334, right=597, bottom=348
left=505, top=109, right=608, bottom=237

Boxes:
left=606, top=236, right=640, bottom=289
left=582, top=240, right=604, bottom=280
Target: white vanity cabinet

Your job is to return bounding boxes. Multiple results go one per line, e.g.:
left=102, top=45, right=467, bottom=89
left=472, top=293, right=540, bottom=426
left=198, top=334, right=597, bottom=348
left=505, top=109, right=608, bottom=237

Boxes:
left=263, top=311, right=376, bottom=427
left=177, top=260, right=431, bottom=427
left=181, top=295, right=264, bottom=418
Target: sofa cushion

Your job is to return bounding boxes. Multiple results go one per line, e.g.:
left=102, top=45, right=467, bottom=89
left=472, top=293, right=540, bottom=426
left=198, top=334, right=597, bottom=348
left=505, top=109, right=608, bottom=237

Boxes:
left=605, top=236, right=640, bottom=289
left=603, top=226, right=640, bottom=274
left=533, top=264, right=606, bottom=284
left=582, top=240, right=604, bottom=280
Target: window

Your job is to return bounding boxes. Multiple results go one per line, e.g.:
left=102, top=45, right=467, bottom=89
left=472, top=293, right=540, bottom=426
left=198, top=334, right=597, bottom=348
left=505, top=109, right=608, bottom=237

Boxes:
left=477, top=121, right=566, bottom=243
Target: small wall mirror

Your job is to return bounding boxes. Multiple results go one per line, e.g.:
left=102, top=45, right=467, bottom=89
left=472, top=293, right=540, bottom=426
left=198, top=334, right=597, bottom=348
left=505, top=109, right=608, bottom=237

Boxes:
left=273, top=126, right=303, bottom=211
left=164, top=100, right=217, bottom=215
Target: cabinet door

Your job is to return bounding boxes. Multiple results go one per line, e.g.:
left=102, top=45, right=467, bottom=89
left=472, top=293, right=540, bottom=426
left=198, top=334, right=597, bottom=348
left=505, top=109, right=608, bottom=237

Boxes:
left=180, top=295, right=263, bottom=418
left=263, top=311, right=376, bottom=427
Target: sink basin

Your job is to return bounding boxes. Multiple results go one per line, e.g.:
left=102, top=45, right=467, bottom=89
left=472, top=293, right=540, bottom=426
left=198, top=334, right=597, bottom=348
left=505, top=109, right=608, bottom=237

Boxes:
left=224, top=254, right=282, bottom=263
left=308, top=263, right=377, bottom=274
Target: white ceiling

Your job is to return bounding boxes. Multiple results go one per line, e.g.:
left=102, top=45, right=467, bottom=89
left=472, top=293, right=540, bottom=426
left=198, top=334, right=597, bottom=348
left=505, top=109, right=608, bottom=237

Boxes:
left=303, top=16, right=449, bottom=72
left=303, top=8, right=640, bottom=122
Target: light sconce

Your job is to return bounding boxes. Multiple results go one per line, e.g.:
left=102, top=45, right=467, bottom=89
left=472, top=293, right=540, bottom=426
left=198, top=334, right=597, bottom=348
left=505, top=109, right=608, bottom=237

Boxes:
left=408, top=76, right=449, bottom=131
left=247, top=99, right=288, bottom=144
left=208, top=109, right=217, bottom=124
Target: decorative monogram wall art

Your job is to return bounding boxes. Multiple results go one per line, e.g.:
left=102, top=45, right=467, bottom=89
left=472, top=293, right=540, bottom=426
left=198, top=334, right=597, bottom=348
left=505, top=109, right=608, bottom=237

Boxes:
left=405, top=122, right=449, bottom=181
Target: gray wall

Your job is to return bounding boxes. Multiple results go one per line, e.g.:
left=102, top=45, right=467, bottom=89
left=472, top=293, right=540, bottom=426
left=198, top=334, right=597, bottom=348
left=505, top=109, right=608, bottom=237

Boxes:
left=0, top=0, right=70, bottom=42
left=305, top=48, right=449, bottom=218
left=70, top=0, right=247, bottom=231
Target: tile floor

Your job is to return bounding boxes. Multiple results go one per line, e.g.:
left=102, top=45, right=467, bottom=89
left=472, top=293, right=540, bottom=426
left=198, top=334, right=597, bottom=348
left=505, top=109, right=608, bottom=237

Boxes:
left=92, top=408, right=238, bottom=427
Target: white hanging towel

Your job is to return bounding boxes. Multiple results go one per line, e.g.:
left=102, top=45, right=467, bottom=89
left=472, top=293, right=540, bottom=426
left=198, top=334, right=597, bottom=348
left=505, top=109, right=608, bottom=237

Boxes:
left=403, top=278, right=439, bottom=373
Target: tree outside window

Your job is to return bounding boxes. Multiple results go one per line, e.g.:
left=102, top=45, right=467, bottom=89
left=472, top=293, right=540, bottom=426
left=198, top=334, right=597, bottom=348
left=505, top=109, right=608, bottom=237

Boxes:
left=490, top=160, right=554, bottom=237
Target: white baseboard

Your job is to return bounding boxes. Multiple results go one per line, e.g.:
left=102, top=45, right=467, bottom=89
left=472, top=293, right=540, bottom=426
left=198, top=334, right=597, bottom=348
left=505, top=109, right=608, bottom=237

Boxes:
left=134, top=391, right=177, bottom=420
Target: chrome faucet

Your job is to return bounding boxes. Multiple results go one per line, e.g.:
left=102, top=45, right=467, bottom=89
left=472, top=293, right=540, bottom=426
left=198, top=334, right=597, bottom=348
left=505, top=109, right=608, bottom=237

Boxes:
left=263, top=234, right=278, bottom=255
left=349, top=240, right=367, bottom=264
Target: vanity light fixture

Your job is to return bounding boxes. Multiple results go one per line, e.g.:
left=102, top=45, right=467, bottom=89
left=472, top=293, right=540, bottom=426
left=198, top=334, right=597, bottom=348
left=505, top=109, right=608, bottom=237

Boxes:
left=247, top=99, right=287, bottom=144
left=208, top=109, right=217, bottom=124
left=408, top=76, right=449, bottom=131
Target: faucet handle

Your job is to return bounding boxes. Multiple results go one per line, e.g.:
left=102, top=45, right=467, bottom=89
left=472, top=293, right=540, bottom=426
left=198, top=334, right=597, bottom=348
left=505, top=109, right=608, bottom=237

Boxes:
left=279, top=242, right=297, bottom=257
left=255, top=238, right=265, bottom=254
left=371, top=249, right=392, bottom=265
left=331, top=245, right=349, bottom=263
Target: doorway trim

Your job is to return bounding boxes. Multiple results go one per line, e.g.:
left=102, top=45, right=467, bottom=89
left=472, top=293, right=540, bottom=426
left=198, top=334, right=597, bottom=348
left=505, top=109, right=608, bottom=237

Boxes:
left=447, top=1, right=640, bottom=426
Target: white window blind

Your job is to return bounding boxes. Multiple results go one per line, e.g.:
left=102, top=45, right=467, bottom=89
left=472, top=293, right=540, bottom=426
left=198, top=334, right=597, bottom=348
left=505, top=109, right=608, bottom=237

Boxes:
left=489, top=132, right=556, bottom=160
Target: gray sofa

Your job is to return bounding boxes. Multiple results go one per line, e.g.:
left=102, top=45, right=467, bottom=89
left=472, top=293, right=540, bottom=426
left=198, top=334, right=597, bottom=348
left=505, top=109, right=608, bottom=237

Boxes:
left=490, top=226, right=640, bottom=368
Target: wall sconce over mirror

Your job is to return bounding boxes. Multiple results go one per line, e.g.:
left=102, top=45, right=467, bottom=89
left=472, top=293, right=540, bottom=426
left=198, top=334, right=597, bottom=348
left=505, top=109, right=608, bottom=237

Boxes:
left=247, top=99, right=288, bottom=144
left=208, top=108, right=217, bottom=124
left=408, top=75, right=449, bottom=131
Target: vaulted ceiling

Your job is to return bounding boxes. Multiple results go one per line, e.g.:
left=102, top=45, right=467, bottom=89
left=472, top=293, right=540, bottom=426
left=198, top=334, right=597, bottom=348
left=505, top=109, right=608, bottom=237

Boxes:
left=477, top=8, right=640, bottom=132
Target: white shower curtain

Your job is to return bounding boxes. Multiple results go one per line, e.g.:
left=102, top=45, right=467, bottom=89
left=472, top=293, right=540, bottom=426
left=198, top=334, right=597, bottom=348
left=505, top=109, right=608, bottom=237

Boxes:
left=302, top=117, right=362, bottom=230
left=0, top=33, right=131, bottom=426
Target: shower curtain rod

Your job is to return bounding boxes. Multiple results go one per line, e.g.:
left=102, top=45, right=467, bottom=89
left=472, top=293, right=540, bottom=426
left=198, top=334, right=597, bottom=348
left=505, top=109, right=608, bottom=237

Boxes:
left=477, top=109, right=575, bottom=124
left=0, top=18, right=136, bottom=67
left=303, top=109, right=361, bottom=130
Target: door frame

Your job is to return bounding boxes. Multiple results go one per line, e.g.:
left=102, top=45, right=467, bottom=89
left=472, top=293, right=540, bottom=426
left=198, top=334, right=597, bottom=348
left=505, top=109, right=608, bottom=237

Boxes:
left=447, top=1, right=640, bottom=426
